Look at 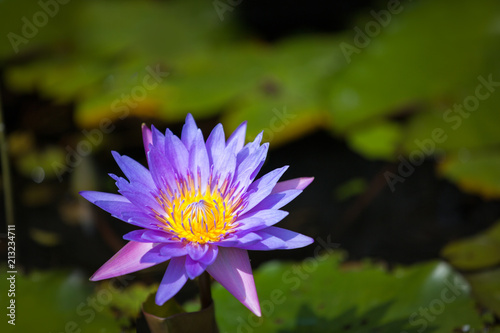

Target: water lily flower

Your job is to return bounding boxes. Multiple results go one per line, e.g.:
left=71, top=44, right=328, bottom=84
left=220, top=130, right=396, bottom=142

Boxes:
left=80, top=114, right=313, bottom=316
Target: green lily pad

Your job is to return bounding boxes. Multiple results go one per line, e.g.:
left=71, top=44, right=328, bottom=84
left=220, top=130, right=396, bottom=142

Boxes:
left=0, top=0, right=81, bottom=59
left=328, top=0, right=500, bottom=131
left=5, top=57, right=108, bottom=103
left=441, top=221, right=500, bottom=270
left=1, top=268, right=158, bottom=333
left=74, top=0, right=230, bottom=60
left=211, top=252, right=485, bottom=332
left=2, top=269, right=123, bottom=333
left=463, top=269, right=500, bottom=318
left=442, top=221, right=500, bottom=317
left=438, top=150, right=500, bottom=199
left=346, top=121, right=403, bottom=160
left=101, top=281, right=158, bottom=319
left=223, top=35, right=344, bottom=145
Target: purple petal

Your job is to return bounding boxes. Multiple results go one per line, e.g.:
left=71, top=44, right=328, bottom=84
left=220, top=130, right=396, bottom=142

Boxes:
left=185, top=256, right=207, bottom=279
left=198, top=244, right=218, bottom=265
left=246, top=190, right=302, bottom=212
left=213, top=143, right=237, bottom=183
left=206, top=247, right=261, bottom=317
left=113, top=175, right=163, bottom=213
left=181, top=113, right=198, bottom=150
left=271, top=177, right=314, bottom=194
left=215, top=231, right=262, bottom=247
left=186, top=243, right=209, bottom=261
left=151, top=125, right=165, bottom=147
left=142, top=241, right=200, bottom=264
left=236, top=131, right=264, bottom=166
left=235, top=209, right=289, bottom=232
left=230, top=217, right=264, bottom=232
left=235, top=143, right=269, bottom=190
left=147, top=143, right=177, bottom=192
left=239, top=233, right=286, bottom=250
left=80, top=191, right=150, bottom=224
left=241, top=166, right=289, bottom=214
left=245, top=177, right=313, bottom=213
left=165, top=129, right=189, bottom=178
left=188, top=130, right=210, bottom=190
left=227, top=121, right=247, bottom=153
left=142, top=124, right=153, bottom=156
left=239, top=227, right=314, bottom=250
left=93, top=199, right=137, bottom=213
left=90, top=241, right=157, bottom=281
left=206, top=123, right=225, bottom=166
left=111, top=151, right=155, bottom=188
left=120, top=187, right=163, bottom=212
left=80, top=191, right=130, bottom=204
left=140, top=244, right=170, bottom=264
left=123, top=229, right=174, bottom=243
left=93, top=200, right=145, bottom=222
left=120, top=211, right=160, bottom=229
left=159, top=242, right=189, bottom=258
left=212, top=123, right=248, bottom=181
left=123, top=229, right=150, bottom=242
left=156, top=256, right=188, bottom=305
left=141, top=229, right=176, bottom=242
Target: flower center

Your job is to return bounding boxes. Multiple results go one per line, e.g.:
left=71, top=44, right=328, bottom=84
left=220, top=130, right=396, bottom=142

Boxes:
left=153, top=174, right=243, bottom=244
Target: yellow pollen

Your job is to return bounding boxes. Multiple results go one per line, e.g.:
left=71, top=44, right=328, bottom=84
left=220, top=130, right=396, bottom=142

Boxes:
left=152, top=174, right=240, bottom=244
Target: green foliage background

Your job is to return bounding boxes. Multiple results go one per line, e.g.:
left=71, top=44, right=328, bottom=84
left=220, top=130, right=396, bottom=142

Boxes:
left=2, top=0, right=500, bottom=331
left=2, top=0, right=500, bottom=196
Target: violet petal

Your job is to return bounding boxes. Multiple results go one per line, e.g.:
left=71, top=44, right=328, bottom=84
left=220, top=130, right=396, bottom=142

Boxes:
left=156, top=256, right=188, bottom=305
left=90, top=241, right=157, bottom=281
left=206, top=247, right=261, bottom=316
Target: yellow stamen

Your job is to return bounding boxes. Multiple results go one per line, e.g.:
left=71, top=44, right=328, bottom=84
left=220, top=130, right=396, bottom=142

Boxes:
left=153, top=175, right=240, bottom=244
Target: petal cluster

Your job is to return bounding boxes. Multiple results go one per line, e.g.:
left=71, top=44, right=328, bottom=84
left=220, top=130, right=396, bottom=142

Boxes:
left=80, top=114, right=313, bottom=316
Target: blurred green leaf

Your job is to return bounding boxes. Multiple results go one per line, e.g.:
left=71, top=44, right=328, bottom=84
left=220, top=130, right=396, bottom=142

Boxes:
left=74, top=0, right=231, bottom=60
left=223, top=35, right=344, bottom=145
left=328, top=0, right=500, bottom=131
left=464, top=269, right=500, bottom=318
left=346, top=121, right=402, bottom=160
left=15, top=145, right=65, bottom=180
left=5, top=58, right=107, bottom=103
left=29, top=228, right=61, bottom=246
left=212, top=253, right=485, bottom=332
left=2, top=269, right=124, bottom=333
left=438, top=150, right=500, bottom=199
left=442, top=220, right=500, bottom=271
left=102, top=281, right=158, bottom=319
left=0, top=268, right=163, bottom=332
left=0, top=0, right=81, bottom=59
left=334, top=178, right=367, bottom=201
left=442, top=221, right=500, bottom=317
left=3, top=0, right=500, bottom=198
left=324, top=0, right=500, bottom=198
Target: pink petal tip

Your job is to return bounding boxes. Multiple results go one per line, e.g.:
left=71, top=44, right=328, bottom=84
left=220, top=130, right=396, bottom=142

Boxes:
left=206, top=247, right=261, bottom=316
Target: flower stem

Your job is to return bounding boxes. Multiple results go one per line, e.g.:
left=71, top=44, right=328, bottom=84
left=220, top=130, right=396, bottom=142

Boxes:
left=198, top=271, right=212, bottom=309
